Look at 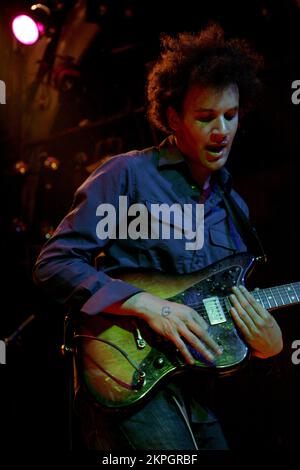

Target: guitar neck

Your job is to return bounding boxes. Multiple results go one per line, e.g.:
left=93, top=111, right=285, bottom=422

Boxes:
left=250, top=282, right=300, bottom=310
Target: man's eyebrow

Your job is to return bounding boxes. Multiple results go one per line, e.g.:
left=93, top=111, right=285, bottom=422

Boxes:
left=194, top=108, right=214, bottom=112
left=194, top=106, right=239, bottom=112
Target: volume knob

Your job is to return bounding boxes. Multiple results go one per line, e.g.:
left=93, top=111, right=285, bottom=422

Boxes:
left=154, top=356, right=165, bottom=369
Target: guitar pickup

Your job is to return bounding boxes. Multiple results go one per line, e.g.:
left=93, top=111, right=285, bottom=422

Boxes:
left=203, top=296, right=227, bottom=325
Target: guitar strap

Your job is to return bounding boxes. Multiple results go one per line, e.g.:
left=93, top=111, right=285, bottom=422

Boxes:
left=217, top=181, right=267, bottom=262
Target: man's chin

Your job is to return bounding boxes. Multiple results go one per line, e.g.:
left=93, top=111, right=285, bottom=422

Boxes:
left=205, top=157, right=227, bottom=171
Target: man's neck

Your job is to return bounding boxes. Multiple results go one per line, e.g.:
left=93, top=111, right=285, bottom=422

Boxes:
left=188, top=162, right=211, bottom=189
left=173, top=136, right=212, bottom=189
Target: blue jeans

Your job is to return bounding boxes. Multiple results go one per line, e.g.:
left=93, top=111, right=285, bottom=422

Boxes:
left=75, top=380, right=229, bottom=450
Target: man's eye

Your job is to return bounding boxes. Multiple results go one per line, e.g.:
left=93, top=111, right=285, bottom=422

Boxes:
left=225, top=112, right=238, bottom=121
left=197, top=117, right=212, bottom=122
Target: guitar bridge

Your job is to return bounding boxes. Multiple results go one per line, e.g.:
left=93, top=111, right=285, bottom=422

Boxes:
left=203, top=296, right=227, bottom=325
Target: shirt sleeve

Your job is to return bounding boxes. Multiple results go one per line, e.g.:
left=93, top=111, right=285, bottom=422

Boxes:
left=33, top=155, right=143, bottom=315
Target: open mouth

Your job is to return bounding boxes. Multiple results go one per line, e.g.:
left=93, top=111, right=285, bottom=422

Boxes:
left=205, top=144, right=227, bottom=155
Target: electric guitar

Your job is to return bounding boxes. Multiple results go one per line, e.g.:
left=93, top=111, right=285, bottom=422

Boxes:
left=75, top=252, right=300, bottom=409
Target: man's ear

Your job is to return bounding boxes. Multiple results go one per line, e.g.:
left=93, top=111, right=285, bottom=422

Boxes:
left=167, top=106, right=180, bottom=131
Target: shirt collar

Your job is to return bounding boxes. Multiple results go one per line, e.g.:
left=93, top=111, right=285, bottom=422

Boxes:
left=157, top=134, right=232, bottom=192
left=158, top=135, right=185, bottom=166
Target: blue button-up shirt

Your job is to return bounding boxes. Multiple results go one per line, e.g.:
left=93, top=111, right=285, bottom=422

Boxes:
left=33, top=135, right=248, bottom=315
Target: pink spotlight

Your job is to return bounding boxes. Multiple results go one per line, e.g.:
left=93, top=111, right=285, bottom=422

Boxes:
left=12, top=15, right=40, bottom=45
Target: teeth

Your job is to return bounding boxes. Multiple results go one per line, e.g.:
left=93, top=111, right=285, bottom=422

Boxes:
left=207, top=147, right=223, bottom=154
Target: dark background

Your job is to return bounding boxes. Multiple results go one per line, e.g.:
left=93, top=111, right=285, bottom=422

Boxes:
left=1, top=0, right=300, bottom=455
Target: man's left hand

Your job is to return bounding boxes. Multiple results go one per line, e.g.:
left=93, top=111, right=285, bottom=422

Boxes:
left=229, top=285, right=283, bottom=358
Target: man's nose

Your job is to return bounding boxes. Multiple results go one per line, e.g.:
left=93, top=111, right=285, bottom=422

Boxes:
left=210, top=132, right=227, bottom=144
left=210, top=117, right=228, bottom=143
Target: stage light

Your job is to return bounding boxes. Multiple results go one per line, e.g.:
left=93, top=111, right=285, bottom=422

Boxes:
left=40, top=221, right=54, bottom=240
left=11, top=218, right=27, bottom=234
left=44, top=156, right=60, bottom=171
left=12, top=14, right=40, bottom=45
left=14, top=161, right=29, bottom=175
left=11, top=4, right=51, bottom=45
left=53, top=63, right=81, bottom=92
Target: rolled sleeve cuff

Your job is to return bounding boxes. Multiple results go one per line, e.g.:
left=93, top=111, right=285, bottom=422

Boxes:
left=80, top=278, right=143, bottom=315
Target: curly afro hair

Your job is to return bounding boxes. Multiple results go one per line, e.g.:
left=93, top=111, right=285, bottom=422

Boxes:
left=146, top=23, right=263, bottom=134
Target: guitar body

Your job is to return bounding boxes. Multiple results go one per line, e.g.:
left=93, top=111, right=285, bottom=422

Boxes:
left=76, top=252, right=258, bottom=409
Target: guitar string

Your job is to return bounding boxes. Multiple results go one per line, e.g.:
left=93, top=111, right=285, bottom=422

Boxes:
left=186, top=285, right=300, bottom=315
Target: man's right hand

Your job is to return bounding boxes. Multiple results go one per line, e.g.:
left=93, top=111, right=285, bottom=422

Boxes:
left=106, top=291, right=222, bottom=365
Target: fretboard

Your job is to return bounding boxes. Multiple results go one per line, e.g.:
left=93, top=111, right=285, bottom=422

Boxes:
left=251, top=282, right=300, bottom=310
